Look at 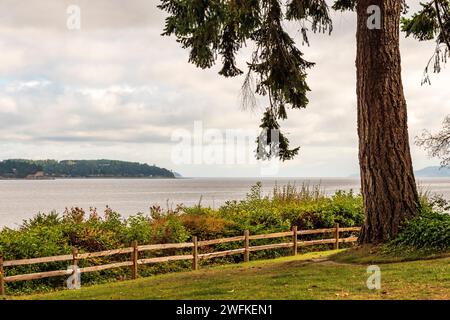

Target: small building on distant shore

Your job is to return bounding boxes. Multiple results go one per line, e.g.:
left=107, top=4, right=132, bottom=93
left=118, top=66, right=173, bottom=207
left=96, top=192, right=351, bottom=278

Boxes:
left=25, top=171, right=45, bottom=179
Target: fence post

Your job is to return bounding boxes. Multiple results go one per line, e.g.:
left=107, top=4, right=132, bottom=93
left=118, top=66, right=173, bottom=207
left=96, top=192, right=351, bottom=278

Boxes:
left=131, top=240, right=139, bottom=279
left=0, top=255, right=5, bottom=296
left=192, top=236, right=199, bottom=271
left=243, top=230, right=250, bottom=262
left=292, top=226, right=298, bottom=256
left=334, top=223, right=340, bottom=250
left=71, top=248, right=79, bottom=289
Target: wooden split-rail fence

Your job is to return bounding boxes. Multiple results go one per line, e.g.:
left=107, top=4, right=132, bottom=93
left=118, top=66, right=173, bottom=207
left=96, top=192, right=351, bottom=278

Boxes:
left=0, top=224, right=361, bottom=295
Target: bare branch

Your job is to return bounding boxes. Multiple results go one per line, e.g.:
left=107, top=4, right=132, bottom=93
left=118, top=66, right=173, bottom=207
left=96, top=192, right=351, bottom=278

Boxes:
left=416, top=115, right=450, bottom=166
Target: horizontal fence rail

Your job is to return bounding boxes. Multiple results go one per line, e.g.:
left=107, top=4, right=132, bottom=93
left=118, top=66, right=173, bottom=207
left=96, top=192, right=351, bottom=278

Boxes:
left=0, top=224, right=361, bottom=296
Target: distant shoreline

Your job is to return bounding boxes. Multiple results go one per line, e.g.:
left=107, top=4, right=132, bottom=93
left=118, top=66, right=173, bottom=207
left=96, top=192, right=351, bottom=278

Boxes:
left=0, top=176, right=178, bottom=180
left=0, top=159, right=177, bottom=179
left=1, top=176, right=449, bottom=181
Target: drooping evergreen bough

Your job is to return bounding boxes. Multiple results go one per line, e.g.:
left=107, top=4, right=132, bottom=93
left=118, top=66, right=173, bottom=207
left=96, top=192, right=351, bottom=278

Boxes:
left=158, top=0, right=449, bottom=243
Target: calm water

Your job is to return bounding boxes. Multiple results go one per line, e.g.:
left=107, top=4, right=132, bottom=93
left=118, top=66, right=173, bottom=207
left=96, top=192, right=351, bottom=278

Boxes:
left=1, top=177, right=449, bottom=228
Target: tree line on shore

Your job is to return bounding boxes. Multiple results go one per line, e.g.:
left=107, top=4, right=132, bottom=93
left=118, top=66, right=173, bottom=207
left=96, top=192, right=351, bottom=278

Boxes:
left=0, top=159, right=175, bottom=179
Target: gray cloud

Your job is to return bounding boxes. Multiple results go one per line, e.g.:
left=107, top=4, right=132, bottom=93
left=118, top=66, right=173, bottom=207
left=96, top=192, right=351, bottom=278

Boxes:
left=0, top=0, right=163, bottom=30
left=0, top=1, right=448, bottom=177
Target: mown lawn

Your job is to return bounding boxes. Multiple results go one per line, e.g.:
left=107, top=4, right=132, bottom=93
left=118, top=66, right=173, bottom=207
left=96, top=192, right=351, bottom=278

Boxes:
left=15, top=249, right=449, bottom=300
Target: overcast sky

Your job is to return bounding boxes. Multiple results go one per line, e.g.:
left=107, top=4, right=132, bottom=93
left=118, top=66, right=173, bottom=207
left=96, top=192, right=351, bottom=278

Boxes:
left=0, top=0, right=449, bottom=177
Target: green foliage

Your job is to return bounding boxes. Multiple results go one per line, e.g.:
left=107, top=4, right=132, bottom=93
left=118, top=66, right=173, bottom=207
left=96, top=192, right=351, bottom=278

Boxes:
left=158, top=0, right=448, bottom=158
left=4, top=183, right=448, bottom=295
left=331, top=0, right=356, bottom=11
left=219, top=182, right=363, bottom=233
left=401, top=1, right=450, bottom=83
left=0, top=183, right=362, bottom=294
left=179, top=212, right=233, bottom=239
left=0, top=159, right=43, bottom=178
left=149, top=214, right=190, bottom=244
left=0, top=159, right=175, bottom=178
left=401, top=1, right=449, bottom=42
left=380, top=193, right=450, bottom=255
left=387, top=206, right=450, bottom=251
left=121, top=214, right=152, bottom=245
left=402, top=4, right=438, bottom=41
left=158, top=0, right=338, bottom=160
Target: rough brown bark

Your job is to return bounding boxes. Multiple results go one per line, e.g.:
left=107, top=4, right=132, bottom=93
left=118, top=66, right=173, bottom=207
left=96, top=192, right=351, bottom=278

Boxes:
left=356, top=0, right=420, bottom=243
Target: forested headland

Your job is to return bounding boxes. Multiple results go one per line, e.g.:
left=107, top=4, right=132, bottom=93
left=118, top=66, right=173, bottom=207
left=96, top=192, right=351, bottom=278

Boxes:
left=0, top=159, right=175, bottom=179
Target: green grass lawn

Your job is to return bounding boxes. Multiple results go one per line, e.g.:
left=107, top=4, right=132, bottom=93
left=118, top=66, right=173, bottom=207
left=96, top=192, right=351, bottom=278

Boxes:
left=15, top=249, right=450, bottom=300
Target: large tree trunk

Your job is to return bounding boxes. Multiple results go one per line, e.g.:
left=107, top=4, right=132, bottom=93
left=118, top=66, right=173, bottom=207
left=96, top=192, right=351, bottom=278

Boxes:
left=356, top=0, right=420, bottom=243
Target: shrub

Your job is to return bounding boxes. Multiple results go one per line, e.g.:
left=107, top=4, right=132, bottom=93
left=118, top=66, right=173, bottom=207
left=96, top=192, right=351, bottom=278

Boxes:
left=149, top=214, right=189, bottom=244
left=120, top=214, right=152, bottom=245
left=388, top=210, right=450, bottom=251
left=179, top=214, right=233, bottom=239
left=0, top=183, right=366, bottom=294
